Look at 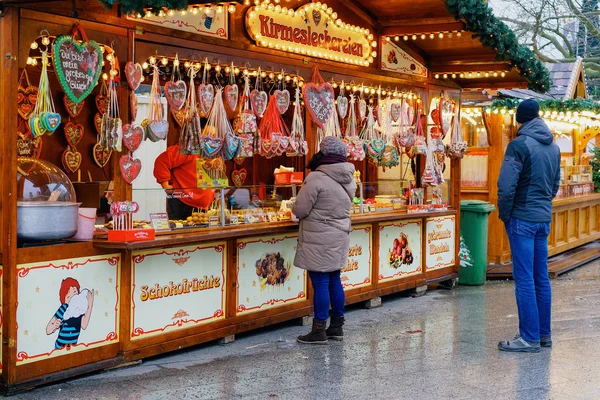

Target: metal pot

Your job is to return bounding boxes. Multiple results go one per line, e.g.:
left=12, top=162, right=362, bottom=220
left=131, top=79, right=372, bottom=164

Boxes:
left=17, top=201, right=80, bottom=241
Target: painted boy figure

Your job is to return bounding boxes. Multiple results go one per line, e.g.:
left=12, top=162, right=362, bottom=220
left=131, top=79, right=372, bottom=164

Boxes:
left=46, top=277, right=94, bottom=349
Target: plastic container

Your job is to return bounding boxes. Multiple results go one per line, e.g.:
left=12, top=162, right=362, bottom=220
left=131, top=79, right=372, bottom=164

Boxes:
left=72, top=207, right=97, bottom=240
left=459, top=200, right=496, bottom=285
left=274, top=172, right=291, bottom=184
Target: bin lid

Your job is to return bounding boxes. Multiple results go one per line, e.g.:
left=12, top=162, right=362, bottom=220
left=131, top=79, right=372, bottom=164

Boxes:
left=460, top=200, right=496, bottom=213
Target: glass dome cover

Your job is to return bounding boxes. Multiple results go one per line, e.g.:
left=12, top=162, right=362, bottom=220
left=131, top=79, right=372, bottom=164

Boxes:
left=17, top=157, right=76, bottom=203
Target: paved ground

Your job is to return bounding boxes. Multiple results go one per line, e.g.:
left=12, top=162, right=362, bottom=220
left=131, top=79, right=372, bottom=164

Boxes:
left=11, top=259, right=600, bottom=400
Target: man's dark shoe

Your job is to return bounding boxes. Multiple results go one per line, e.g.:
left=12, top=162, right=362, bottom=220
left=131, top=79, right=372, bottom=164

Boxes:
left=297, top=319, right=328, bottom=344
left=498, top=335, right=541, bottom=353
left=541, top=336, right=552, bottom=348
left=326, top=316, right=345, bottom=341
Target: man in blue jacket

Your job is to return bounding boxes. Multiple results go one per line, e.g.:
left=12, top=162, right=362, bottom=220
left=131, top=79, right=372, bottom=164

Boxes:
left=497, top=99, right=561, bottom=353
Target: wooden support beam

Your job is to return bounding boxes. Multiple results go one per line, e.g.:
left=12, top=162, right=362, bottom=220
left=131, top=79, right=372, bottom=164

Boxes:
left=378, top=16, right=461, bottom=27
left=381, top=22, right=464, bottom=36
left=431, top=63, right=512, bottom=73
left=457, top=81, right=529, bottom=89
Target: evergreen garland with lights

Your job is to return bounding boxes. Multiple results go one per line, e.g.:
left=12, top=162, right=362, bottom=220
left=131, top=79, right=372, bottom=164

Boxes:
left=445, top=0, right=551, bottom=93
left=488, top=98, right=600, bottom=115
left=591, top=145, right=600, bottom=193
left=99, top=0, right=187, bottom=14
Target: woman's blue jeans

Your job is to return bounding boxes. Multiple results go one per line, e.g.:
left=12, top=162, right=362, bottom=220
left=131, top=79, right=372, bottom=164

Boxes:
left=505, top=218, right=552, bottom=343
left=308, top=270, right=345, bottom=322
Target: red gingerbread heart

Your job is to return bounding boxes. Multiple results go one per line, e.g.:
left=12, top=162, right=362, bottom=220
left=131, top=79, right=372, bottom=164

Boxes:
left=17, top=85, right=38, bottom=120
left=274, top=89, right=290, bottom=114
left=232, top=168, right=247, bottom=187
left=165, top=80, right=187, bottom=111
left=171, top=108, right=186, bottom=127
left=64, top=95, right=84, bottom=118
left=119, top=155, right=142, bottom=184
left=62, top=147, right=82, bottom=173
left=93, top=142, right=112, bottom=168
left=125, top=62, right=143, bottom=91
left=224, top=84, right=239, bottom=113
left=64, top=122, right=85, bottom=147
left=250, top=89, right=268, bottom=117
left=94, top=112, right=103, bottom=135
left=96, top=92, right=109, bottom=115
left=17, top=124, right=43, bottom=159
left=122, top=124, right=144, bottom=152
left=302, top=82, right=335, bottom=129
left=130, top=93, right=138, bottom=121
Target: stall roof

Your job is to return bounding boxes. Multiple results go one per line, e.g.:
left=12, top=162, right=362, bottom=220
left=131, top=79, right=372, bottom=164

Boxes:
left=349, top=0, right=550, bottom=91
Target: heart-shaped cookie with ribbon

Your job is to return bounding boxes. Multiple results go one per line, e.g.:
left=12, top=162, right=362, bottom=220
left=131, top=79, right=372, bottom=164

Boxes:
left=337, top=95, right=349, bottom=119
left=130, top=92, right=138, bottom=121
left=64, top=122, right=85, bottom=147
left=93, top=142, right=112, bottom=168
left=125, top=62, right=143, bottom=91
left=302, top=82, right=335, bottom=128
left=232, top=168, right=247, bottom=187
left=53, top=35, right=102, bottom=104
left=62, top=147, right=82, bottom=173
left=94, top=112, right=103, bottom=135
left=201, top=136, right=224, bottom=158
left=122, top=124, right=144, bottom=152
left=390, top=103, right=401, bottom=122
left=17, top=124, right=43, bottom=159
left=148, top=120, right=169, bottom=142
left=42, top=112, right=61, bottom=133
left=224, top=84, right=239, bottom=113
left=358, top=99, right=367, bottom=121
left=223, top=132, right=241, bottom=160
left=18, top=85, right=38, bottom=120
left=274, top=89, right=290, bottom=114
left=171, top=108, right=186, bottom=127
left=64, top=95, right=84, bottom=118
left=96, top=92, right=108, bottom=114
left=198, top=84, right=215, bottom=116
left=165, top=80, right=187, bottom=111
left=119, top=155, right=142, bottom=184
left=250, top=89, right=268, bottom=117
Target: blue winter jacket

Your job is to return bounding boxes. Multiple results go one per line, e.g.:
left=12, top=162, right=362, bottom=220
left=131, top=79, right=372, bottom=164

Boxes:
left=497, top=118, right=561, bottom=223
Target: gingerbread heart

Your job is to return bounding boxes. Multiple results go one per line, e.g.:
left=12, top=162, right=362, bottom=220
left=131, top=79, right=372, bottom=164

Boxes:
left=122, top=124, right=144, bottom=152
left=17, top=132, right=43, bottom=158
left=407, top=105, right=416, bottom=125
left=224, top=84, right=239, bottom=113
left=42, top=112, right=61, bottom=132
left=94, top=112, right=103, bottom=135
left=201, top=136, right=223, bottom=158
left=62, top=148, right=82, bottom=173
left=250, top=89, right=268, bottom=117
left=165, top=80, right=187, bottom=111
left=197, top=84, right=215, bottom=116
left=17, top=85, right=38, bottom=120
left=93, top=142, right=112, bottom=168
left=232, top=168, right=247, bottom=187
left=64, top=122, right=85, bottom=147
left=64, top=95, right=84, bottom=118
left=119, top=155, right=142, bottom=184
left=302, top=82, right=335, bottom=129
left=312, top=9, right=321, bottom=26
left=358, top=99, right=367, bottom=121
left=171, top=108, right=186, bottom=127
left=148, top=120, right=169, bottom=141
left=390, top=103, right=401, bottom=122
left=337, top=95, right=349, bottom=119
left=274, top=89, right=290, bottom=114
left=125, top=62, right=143, bottom=91
left=130, top=93, right=138, bottom=121
left=96, top=92, right=108, bottom=114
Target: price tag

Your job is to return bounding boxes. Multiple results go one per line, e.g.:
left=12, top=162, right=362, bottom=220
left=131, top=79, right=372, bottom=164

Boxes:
left=150, top=213, right=171, bottom=231
left=208, top=216, right=220, bottom=227
left=393, top=202, right=402, bottom=210
left=368, top=205, right=376, bottom=213
left=230, top=216, right=239, bottom=225
left=267, top=212, right=278, bottom=222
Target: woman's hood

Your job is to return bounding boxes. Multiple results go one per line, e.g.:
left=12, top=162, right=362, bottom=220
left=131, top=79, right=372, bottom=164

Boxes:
left=317, top=163, right=356, bottom=198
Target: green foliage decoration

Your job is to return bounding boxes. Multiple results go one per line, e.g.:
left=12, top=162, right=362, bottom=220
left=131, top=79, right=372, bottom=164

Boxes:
left=488, top=98, right=600, bottom=114
left=591, top=145, right=600, bottom=193
left=99, top=0, right=188, bottom=15
left=445, top=0, right=551, bottom=93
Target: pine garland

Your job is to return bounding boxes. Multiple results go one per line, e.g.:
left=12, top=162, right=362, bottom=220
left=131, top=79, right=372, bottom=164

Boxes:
left=488, top=98, right=600, bottom=114
left=445, top=0, right=551, bottom=93
left=591, top=145, right=600, bottom=193
left=99, top=0, right=187, bottom=14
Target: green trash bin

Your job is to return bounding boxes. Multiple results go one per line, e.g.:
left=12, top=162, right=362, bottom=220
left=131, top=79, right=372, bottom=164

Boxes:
left=459, top=200, right=496, bottom=285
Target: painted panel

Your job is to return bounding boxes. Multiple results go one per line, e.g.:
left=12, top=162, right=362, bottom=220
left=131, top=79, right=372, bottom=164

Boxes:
left=16, top=255, right=120, bottom=365
left=381, top=39, right=427, bottom=77
left=342, top=224, right=372, bottom=290
left=128, top=11, right=228, bottom=39
left=379, top=219, right=423, bottom=282
left=237, top=234, right=306, bottom=315
left=425, top=216, right=456, bottom=271
left=131, top=242, right=226, bottom=340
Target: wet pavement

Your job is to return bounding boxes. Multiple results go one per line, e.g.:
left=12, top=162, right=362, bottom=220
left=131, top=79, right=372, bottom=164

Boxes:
left=12, top=259, right=600, bottom=400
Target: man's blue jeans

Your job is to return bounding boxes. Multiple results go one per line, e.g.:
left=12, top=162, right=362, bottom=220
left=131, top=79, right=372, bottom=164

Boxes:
left=505, top=218, right=552, bottom=343
left=308, top=270, right=345, bottom=322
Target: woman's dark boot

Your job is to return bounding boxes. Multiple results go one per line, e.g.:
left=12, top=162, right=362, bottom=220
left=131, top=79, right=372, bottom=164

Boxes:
left=326, top=316, right=345, bottom=341
left=297, top=319, right=328, bottom=344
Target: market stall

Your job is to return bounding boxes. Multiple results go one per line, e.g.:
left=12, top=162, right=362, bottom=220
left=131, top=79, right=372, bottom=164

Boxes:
left=0, top=0, right=547, bottom=391
left=460, top=58, right=600, bottom=276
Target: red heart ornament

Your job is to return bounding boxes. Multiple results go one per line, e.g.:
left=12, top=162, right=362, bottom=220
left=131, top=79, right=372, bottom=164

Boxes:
left=64, top=122, right=85, bottom=147
left=17, top=130, right=43, bottom=159
left=94, top=112, right=103, bottom=135
left=96, top=92, right=108, bottom=115
left=250, top=89, right=268, bottom=117
left=130, top=93, right=138, bottom=121
left=125, top=62, right=143, bottom=91
left=165, top=80, right=187, bottom=111
left=224, top=84, right=239, bottom=113
left=358, top=99, right=367, bottom=121
left=93, top=142, right=112, bottom=168
left=312, top=10, right=322, bottom=26
left=232, top=168, right=247, bottom=187
left=148, top=120, right=169, bottom=141
left=337, top=96, right=349, bottom=119
left=64, top=95, right=84, bottom=118
left=17, top=85, right=38, bottom=120
left=122, top=124, right=144, bottom=152
left=390, top=103, right=401, bottom=122
left=274, top=89, right=290, bottom=114
left=171, top=108, right=186, bottom=127
left=302, top=82, right=335, bottom=129
left=197, top=84, right=215, bottom=116
left=119, top=155, right=142, bottom=184
left=62, top=148, right=82, bottom=173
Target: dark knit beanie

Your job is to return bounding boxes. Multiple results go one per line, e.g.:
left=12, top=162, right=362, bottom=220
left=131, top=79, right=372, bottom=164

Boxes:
left=516, top=99, right=540, bottom=123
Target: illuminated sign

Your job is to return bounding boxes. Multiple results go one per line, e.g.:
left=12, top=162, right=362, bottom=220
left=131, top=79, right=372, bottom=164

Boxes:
left=246, top=2, right=376, bottom=66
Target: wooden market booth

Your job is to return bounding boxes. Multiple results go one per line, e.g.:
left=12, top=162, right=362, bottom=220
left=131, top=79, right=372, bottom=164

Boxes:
left=461, top=57, right=600, bottom=277
left=0, top=0, right=546, bottom=391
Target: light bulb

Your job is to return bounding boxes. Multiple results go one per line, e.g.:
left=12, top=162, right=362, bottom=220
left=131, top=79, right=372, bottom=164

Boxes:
left=228, top=5, right=236, bottom=13
left=420, top=34, right=425, bottom=39
left=41, top=36, right=50, bottom=46
left=395, top=36, right=400, bottom=41
left=429, top=33, right=434, bottom=39
left=215, top=65, right=221, bottom=72
left=30, top=42, right=38, bottom=50
left=435, top=74, right=440, bottom=79
left=149, top=56, right=156, bottom=64
left=439, top=32, right=444, bottom=38
left=443, top=74, right=448, bottom=79
left=168, top=9, right=175, bottom=16
left=161, top=57, right=168, bottom=65
left=216, top=6, right=223, bottom=13
left=403, top=35, right=408, bottom=41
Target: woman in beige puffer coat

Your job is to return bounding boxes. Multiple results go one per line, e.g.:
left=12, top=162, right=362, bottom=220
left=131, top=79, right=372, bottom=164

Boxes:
left=293, top=136, right=356, bottom=344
